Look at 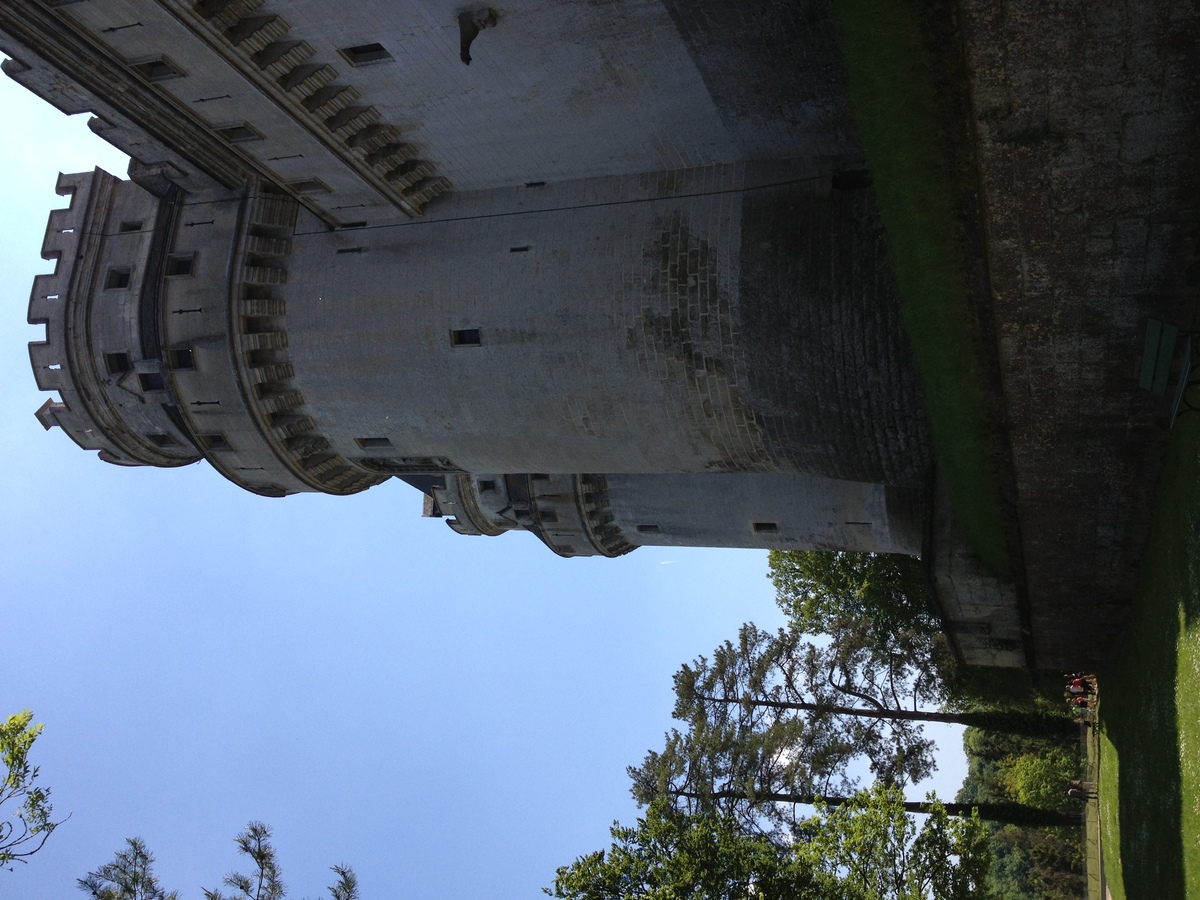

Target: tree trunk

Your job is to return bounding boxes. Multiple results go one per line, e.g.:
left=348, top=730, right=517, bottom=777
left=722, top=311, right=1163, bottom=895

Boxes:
left=695, top=693, right=1075, bottom=737
left=677, top=790, right=1083, bottom=827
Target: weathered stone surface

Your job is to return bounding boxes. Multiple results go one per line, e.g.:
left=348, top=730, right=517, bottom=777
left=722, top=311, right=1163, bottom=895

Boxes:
left=959, top=0, right=1200, bottom=670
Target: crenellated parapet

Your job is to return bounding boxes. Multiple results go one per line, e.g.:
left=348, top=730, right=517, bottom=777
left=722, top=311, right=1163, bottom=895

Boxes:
left=225, top=190, right=385, bottom=495
left=29, top=169, right=201, bottom=467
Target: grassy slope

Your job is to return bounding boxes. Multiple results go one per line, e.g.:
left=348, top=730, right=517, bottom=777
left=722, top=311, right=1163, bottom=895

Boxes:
left=833, top=0, right=1010, bottom=577
left=1099, top=413, right=1200, bottom=899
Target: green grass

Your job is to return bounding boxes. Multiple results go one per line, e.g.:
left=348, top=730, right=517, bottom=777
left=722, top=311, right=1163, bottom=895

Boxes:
left=1098, top=412, right=1200, bottom=899
left=833, top=0, right=1011, bottom=577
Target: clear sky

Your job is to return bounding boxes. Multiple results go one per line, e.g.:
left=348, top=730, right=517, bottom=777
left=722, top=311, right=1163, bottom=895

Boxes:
left=0, top=68, right=966, bottom=900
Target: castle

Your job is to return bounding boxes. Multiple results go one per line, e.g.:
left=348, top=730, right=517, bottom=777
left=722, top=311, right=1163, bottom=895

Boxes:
left=3, top=0, right=1022, bottom=662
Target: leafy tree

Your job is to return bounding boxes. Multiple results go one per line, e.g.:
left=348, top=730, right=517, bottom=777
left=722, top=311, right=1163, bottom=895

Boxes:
left=550, top=788, right=994, bottom=900
left=546, top=799, right=834, bottom=900
left=1001, top=749, right=1077, bottom=811
left=1, top=709, right=62, bottom=869
left=768, top=550, right=940, bottom=640
left=79, top=823, right=358, bottom=900
left=78, top=837, right=178, bottom=900
left=796, top=784, right=992, bottom=900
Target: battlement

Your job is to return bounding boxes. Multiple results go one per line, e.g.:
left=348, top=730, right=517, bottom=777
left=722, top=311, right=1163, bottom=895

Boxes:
left=29, top=169, right=198, bottom=467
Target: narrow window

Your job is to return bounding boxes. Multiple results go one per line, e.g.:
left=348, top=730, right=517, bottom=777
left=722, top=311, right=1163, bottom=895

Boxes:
left=167, top=347, right=195, bottom=370
left=215, top=123, right=263, bottom=143
left=119, top=221, right=143, bottom=233
left=138, top=372, right=166, bottom=391
left=287, top=179, right=330, bottom=195
left=199, top=433, right=232, bottom=451
left=131, top=57, right=184, bottom=82
left=105, top=267, right=132, bottom=289
left=477, top=479, right=497, bottom=492
left=450, top=328, right=481, bottom=347
left=525, top=181, right=546, bottom=188
left=752, top=522, right=779, bottom=533
left=105, top=352, right=132, bottom=375
left=165, top=254, right=195, bottom=276
left=340, top=43, right=393, bottom=66
left=336, top=247, right=364, bottom=255
left=339, top=221, right=368, bottom=230
left=146, top=433, right=181, bottom=447
left=540, top=510, right=559, bottom=523
left=356, top=437, right=393, bottom=449
left=530, top=473, right=549, bottom=481
left=509, top=245, right=530, bottom=253
left=636, top=524, right=660, bottom=534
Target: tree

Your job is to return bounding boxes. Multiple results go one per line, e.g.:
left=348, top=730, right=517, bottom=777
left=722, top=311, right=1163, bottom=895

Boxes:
left=78, top=838, right=178, bottom=900
left=1001, top=749, right=1078, bottom=811
left=550, top=788, right=995, bottom=900
left=1, top=709, right=62, bottom=869
left=795, top=784, right=993, bottom=900
left=546, top=800, right=834, bottom=900
left=678, top=625, right=1075, bottom=743
left=79, top=823, right=359, bottom=900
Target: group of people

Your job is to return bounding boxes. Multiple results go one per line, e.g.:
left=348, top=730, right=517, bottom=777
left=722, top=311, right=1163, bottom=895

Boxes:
left=1066, top=779, right=1098, bottom=801
left=1064, top=673, right=1099, bottom=803
left=1066, top=672, right=1097, bottom=710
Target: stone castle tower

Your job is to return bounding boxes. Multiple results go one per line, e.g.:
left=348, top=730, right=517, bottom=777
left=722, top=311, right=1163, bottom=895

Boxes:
left=3, top=0, right=934, bottom=563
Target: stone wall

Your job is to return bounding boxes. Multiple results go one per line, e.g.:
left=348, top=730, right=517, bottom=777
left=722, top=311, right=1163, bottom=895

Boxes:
left=959, top=0, right=1200, bottom=669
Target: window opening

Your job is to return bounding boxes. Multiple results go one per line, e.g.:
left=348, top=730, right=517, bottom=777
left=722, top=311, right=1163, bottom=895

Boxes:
left=131, top=57, right=184, bottom=82
left=340, top=43, right=393, bottom=66
left=105, top=268, right=132, bottom=289
left=752, top=522, right=779, bottom=533
left=199, top=433, right=232, bottom=451
left=478, top=479, right=497, bottom=492
left=119, top=221, right=142, bottom=233
left=167, top=348, right=195, bottom=370
left=636, top=524, right=660, bottom=534
left=138, top=372, right=166, bottom=392
left=215, top=123, right=263, bottom=143
left=165, top=254, right=195, bottom=276
left=105, top=352, right=132, bottom=375
left=450, top=328, right=481, bottom=347
left=146, top=433, right=180, bottom=447
left=356, top=437, right=393, bottom=449
left=287, top=179, right=331, bottom=195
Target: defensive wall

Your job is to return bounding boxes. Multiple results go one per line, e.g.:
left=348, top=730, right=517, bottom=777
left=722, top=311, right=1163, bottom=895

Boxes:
left=955, top=0, right=1200, bottom=670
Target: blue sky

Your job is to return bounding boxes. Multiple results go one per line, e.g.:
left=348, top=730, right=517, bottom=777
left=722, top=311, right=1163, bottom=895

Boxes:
left=0, top=70, right=966, bottom=899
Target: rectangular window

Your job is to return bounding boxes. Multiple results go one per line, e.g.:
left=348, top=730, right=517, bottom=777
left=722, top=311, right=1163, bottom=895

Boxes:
left=340, top=43, right=393, bottom=66
left=137, top=372, right=166, bottom=392
left=215, top=123, right=263, bottom=143
left=752, top=522, right=779, bottom=533
left=165, top=254, right=195, bottom=277
left=450, top=328, right=481, bottom=347
left=530, top=473, right=550, bottom=481
left=199, top=433, right=232, bottom=451
left=119, top=221, right=143, bottom=233
left=477, top=479, right=497, bottom=492
left=105, top=267, right=132, bottom=289
left=146, top=433, right=181, bottom=447
left=105, top=352, right=132, bottom=375
left=356, top=437, right=393, bottom=449
left=636, top=524, right=660, bottom=534
left=131, top=57, right=184, bottom=82
left=287, top=179, right=331, bottom=195
left=167, top=348, right=195, bottom=370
